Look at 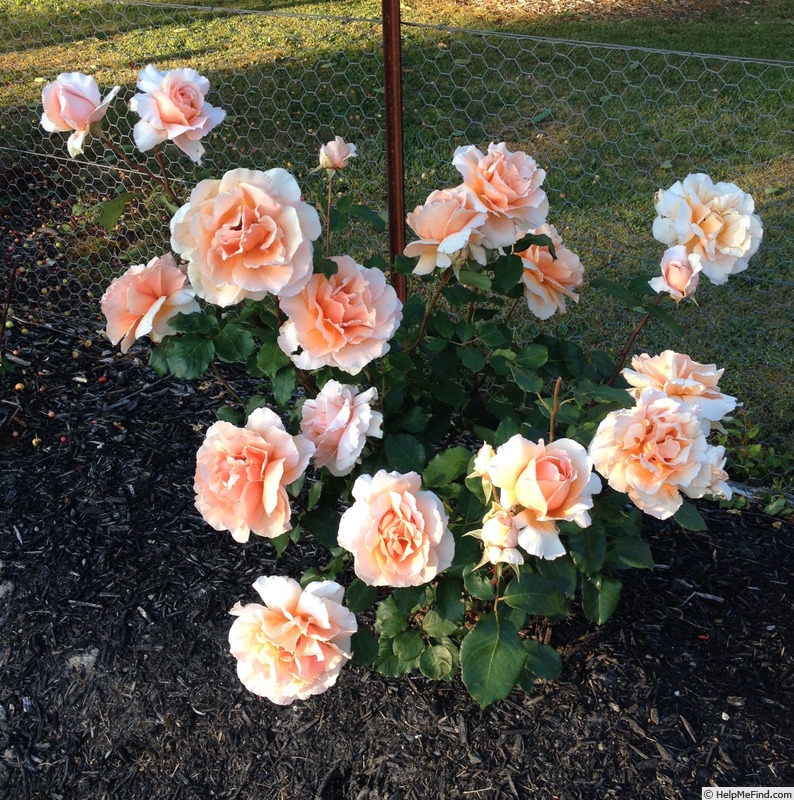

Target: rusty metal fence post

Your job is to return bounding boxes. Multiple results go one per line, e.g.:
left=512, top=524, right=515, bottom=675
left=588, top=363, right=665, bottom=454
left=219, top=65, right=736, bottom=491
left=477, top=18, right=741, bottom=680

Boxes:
left=382, top=0, right=407, bottom=304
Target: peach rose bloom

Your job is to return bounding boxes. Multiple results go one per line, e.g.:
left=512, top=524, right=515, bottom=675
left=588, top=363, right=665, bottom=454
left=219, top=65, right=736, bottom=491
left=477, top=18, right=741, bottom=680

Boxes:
left=194, top=407, right=314, bottom=542
left=300, top=381, right=383, bottom=476
left=649, top=245, right=702, bottom=302
left=129, top=65, right=226, bottom=164
left=229, top=576, right=357, bottom=705
left=652, top=173, right=763, bottom=285
left=319, top=136, right=357, bottom=171
left=589, top=390, right=710, bottom=519
left=100, top=254, right=200, bottom=353
left=337, top=470, right=455, bottom=587
left=622, top=350, right=737, bottom=425
left=40, top=72, right=120, bottom=157
left=453, top=142, right=548, bottom=248
left=685, top=444, right=732, bottom=502
left=170, top=168, right=322, bottom=307
left=277, top=255, right=403, bottom=375
left=517, top=223, right=584, bottom=320
left=404, top=187, right=488, bottom=275
left=486, top=435, right=601, bottom=560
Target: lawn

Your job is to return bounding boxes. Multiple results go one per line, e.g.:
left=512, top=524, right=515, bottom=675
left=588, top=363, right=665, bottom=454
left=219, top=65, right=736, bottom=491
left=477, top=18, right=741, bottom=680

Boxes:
left=1, top=0, right=792, bottom=490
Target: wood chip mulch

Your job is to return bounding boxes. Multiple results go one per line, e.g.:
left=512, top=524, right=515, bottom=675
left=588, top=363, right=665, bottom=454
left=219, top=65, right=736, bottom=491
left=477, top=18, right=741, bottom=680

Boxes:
left=1, top=159, right=793, bottom=800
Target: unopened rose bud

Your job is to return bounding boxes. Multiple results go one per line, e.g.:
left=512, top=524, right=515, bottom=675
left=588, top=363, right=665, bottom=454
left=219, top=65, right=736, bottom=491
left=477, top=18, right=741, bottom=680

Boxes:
left=649, top=246, right=702, bottom=302
left=319, top=136, right=357, bottom=172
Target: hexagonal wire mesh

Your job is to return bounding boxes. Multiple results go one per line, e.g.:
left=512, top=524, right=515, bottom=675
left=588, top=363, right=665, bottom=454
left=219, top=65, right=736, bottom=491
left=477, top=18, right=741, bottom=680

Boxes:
left=1, top=1, right=792, bottom=489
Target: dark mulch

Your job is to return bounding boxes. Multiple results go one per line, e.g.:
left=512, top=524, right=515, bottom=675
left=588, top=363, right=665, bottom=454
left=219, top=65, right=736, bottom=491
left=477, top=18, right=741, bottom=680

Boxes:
left=1, top=167, right=793, bottom=800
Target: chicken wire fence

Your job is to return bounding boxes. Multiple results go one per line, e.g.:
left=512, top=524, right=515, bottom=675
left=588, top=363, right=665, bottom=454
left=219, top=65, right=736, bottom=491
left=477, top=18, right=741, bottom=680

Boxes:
left=2, top=0, right=793, bottom=489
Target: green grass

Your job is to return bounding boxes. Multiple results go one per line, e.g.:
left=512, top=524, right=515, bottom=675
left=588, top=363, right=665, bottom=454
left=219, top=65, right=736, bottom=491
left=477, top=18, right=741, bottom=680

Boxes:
left=1, top=0, right=792, bottom=488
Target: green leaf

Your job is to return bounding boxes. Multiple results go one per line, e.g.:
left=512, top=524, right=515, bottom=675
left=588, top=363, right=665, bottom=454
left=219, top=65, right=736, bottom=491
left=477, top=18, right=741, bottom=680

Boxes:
left=531, top=109, right=552, bottom=124
left=611, top=537, right=654, bottom=569
left=453, top=345, right=485, bottom=372
left=270, top=531, right=291, bottom=558
left=566, top=524, right=607, bottom=576
left=457, top=270, right=492, bottom=291
left=349, top=203, right=386, bottom=232
left=168, top=311, right=219, bottom=336
left=502, top=573, right=567, bottom=617
left=494, top=416, right=520, bottom=446
left=272, top=367, right=296, bottom=406
left=422, top=608, right=459, bottom=639
left=329, top=195, right=350, bottom=233
left=256, top=342, right=290, bottom=379
left=674, top=501, right=708, bottom=531
left=435, top=576, right=465, bottom=624
left=392, top=585, right=427, bottom=615
left=350, top=627, right=379, bottom=666
left=215, top=405, right=243, bottom=424
left=313, top=255, right=339, bottom=278
left=515, top=344, right=548, bottom=370
left=245, top=395, right=269, bottom=417
left=148, top=341, right=172, bottom=377
left=513, top=232, right=556, bottom=259
left=346, top=578, right=378, bottom=613
left=423, top=446, right=472, bottom=488
left=524, top=639, right=563, bottom=681
left=463, top=566, right=495, bottom=600
left=590, top=278, right=642, bottom=308
left=214, top=323, right=256, bottom=363
left=301, top=507, right=340, bottom=548
left=460, top=614, right=526, bottom=708
left=477, top=322, right=512, bottom=348
left=510, top=365, right=543, bottom=394
left=420, top=642, right=458, bottom=681
left=392, top=629, right=425, bottom=662
left=491, top=254, right=524, bottom=295
left=385, top=434, right=426, bottom=473
left=397, top=406, right=430, bottom=434
left=374, top=596, right=408, bottom=638
left=537, top=556, right=578, bottom=597
left=374, top=636, right=419, bottom=677
left=166, top=335, right=215, bottom=379
left=97, top=191, right=137, bottom=229
left=582, top=576, right=622, bottom=625
left=643, top=301, right=685, bottom=337
left=393, top=254, right=416, bottom=276
left=587, top=384, right=634, bottom=407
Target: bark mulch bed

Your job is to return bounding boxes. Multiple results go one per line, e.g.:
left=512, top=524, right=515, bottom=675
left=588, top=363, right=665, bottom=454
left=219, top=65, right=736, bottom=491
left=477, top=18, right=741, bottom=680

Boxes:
left=1, top=165, right=793, bottom=799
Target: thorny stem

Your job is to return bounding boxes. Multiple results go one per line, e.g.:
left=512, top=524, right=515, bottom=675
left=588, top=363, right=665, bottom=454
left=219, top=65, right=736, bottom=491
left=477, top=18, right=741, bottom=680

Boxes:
left=406, top=269, right=453, bottom=355
left=154, top=145, right=178, bottom=204
left=211, top=362, right=245, bottom=408
left=606, top=294, right=664, bottom=386
left=548, top=377, right=563, bottom=443
left=94, top=128, right=173, bottom=199
left=325, top=173, right=334, bottom=259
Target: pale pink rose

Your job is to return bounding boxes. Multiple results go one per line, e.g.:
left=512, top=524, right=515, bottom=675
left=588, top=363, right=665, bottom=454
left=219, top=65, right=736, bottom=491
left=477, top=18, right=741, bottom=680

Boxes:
left=194, top=407, right=314, bottom=542
left=129, top=65, right=225, bottom=164
left=486, top=435, right=601, bottom=558
left=337, top=470, right=455, bottom=587
left=40, top=72, right=120, bottom=157
left=229, top=576, right=357, bottom=705
left=277, top=255, right=403, bottom=375
left=404, top=187, right=488, bottom=275
left=649, top=245, right=701, bottom=301
left=170, top=168, right=321, bottom=307
left=470, top=504, right=525, bottom=568
left=319, top=136, right=357, bottom=171
left=589, top=390, right=711, bottom=520
left=622, top=350, right=737, bottom=425
left=516, top=223, right=584, bottom=319
left=300, top=381, right=383, bottom=476
left=652, top=173, right=763, bottom=285
left=453, top=142, right=548, bottom=248
left=100, top=254, right=200, bottom=353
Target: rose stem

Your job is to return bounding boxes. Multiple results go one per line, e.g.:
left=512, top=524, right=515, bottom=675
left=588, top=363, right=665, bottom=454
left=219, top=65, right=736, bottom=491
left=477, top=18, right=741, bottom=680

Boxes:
left=605, top=294, right=664, bottom=387
left=94, top=128, right=170, bottom=197
left=325, top=172, right=334, bottom=259
left=548, top=377, right=563, bottom=443
left=211, top=362, right=246, bottom=408
left=154, top=144, right=178, bottom=204
left=405, top=268, right=453, bottom=355
left=492, top=563, right=503, bottom=613
left=504, top=296, right=522, bottom=324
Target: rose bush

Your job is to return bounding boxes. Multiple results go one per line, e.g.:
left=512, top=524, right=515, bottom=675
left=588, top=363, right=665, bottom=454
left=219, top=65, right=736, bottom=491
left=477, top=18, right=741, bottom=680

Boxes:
left=45, top=67, right=763, bottom=708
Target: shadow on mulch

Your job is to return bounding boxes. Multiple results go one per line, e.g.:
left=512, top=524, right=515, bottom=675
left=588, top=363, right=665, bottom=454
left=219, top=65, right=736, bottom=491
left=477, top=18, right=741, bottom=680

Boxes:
left=1, top=170, right=792, bottom=798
